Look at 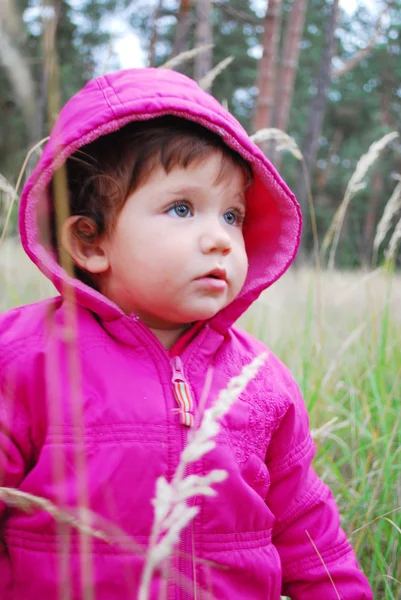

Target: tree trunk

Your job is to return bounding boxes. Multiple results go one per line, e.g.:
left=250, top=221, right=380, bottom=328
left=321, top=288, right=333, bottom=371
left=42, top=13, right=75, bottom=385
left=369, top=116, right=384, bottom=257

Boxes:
left=0, top=0, right=39, bottom=143
left=148, top=0, right=163, bottom=67
left=294, top=0, right=340, bottom=260
left=272, top=0, right=308, bottom=169
left=172, top=0, right=192, bottom=58
left=315, top=127, right=343, bottom=194
left=252, top=0, right=283, bottom=136
left=194, top=0, right=213, bottom=82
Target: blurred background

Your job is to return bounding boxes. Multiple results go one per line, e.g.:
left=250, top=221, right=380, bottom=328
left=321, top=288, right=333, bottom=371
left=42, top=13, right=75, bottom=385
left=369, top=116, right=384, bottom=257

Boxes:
left=1, top=0, right=400, bottom=268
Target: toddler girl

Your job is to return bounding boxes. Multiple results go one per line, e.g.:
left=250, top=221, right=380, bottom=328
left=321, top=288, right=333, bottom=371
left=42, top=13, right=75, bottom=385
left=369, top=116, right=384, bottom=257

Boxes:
left=0, top=68, right=372, bottom=599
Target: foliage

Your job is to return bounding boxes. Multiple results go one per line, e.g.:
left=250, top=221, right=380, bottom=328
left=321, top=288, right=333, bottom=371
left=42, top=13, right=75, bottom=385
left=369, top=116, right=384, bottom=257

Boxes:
left=128, top=0, right=401, bottom=267
left=2, top=0, right=401, bottom=266
left=0, top=0, right=119, bottom=181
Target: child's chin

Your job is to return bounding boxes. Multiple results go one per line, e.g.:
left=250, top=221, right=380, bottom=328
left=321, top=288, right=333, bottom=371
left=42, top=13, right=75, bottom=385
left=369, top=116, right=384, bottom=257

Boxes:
left=175, top=299, right=230, bottom=324
left=183, top=307, right=223, bottom=322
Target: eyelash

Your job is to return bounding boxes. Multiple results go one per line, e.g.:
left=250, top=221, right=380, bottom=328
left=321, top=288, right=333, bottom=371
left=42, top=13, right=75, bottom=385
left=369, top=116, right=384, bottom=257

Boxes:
left=167, top=201, right=246, bottom=226
left=168, top=200, right=194, bottom=217
left=228, top=209, right=246, bottom=226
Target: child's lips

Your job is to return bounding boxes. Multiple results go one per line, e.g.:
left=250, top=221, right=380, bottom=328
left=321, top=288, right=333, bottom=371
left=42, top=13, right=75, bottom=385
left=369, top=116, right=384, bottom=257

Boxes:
left=194, top=268, right=228, bottom=291
left=202, top=267, right=228, bottom=281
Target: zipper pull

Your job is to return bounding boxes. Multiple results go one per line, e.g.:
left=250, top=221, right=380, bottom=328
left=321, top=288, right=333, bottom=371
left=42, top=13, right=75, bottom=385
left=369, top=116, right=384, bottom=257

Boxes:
left=171, top=356, right=194, bottom=427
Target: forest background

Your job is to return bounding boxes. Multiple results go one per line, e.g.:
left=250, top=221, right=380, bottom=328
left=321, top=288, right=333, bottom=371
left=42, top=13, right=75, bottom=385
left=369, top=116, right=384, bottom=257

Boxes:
left=1, top=0, right=401, bottom=266
left=1, top=1, right=401, bottom=599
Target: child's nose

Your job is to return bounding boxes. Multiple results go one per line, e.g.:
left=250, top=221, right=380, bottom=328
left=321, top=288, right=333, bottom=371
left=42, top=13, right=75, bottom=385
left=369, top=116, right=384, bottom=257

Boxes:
left=199, top=222, right=232, bottom=255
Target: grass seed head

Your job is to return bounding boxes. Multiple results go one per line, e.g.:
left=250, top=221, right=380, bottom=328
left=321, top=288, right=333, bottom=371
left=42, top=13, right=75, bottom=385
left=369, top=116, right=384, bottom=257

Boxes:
left=250, top=128, right=303, bottom=161
left=374, top=177, right=401, bottom=260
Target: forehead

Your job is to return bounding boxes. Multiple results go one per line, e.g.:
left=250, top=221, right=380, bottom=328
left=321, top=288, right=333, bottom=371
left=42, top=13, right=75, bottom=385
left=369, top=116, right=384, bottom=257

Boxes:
left=152, top=150, right=247, bottom=195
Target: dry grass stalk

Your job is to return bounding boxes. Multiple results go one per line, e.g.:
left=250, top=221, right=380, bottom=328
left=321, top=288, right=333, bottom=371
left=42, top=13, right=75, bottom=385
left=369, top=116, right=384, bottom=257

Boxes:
left=0, top=136, right=49, bottom=248
left=159, top=44, right=214, bottom=70
left=250, top=128, right=303, bottom=161
left=0, top=174, right=18, bottom=203
left=0, top=483, right=235, bottom=579
left=352, top=507, right=401, bottom=535
left=305, top=530, right=341, bottom=599
left=0, top=486, right=165, bottom=564
left=385, top=216, right=401, bottom=261
left=138, top=353, right=267, bottom=600
left=0, top=487, right=109, bottom=542
left=373, top=176, right=401, bottom=263
left=199, top=56, right=234, bottom=91
left=321, top=324, right=366, bottom=389
left=249, top=129, right=322, bottom=341
left=310, top=417, right=349, bottom=444
left=322, top=131, right=399, bottom=269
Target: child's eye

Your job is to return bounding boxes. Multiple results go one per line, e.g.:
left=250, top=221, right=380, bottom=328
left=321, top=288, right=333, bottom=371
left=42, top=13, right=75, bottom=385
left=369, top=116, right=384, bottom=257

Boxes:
left=223, top=209, right=245, bottom=227
left=167, top=202, right=192, bottom=218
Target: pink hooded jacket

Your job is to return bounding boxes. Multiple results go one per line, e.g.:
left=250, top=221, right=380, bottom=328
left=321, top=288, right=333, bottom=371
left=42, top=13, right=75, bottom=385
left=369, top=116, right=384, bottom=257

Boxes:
left=0, top=68, right=372, bottom=600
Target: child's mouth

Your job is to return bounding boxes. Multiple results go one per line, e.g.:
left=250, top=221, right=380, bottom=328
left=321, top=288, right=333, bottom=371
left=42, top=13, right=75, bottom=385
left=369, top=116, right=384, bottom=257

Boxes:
left=202, top=268, right=227, bottom=282
left=195, top=269, right=228, bottom=291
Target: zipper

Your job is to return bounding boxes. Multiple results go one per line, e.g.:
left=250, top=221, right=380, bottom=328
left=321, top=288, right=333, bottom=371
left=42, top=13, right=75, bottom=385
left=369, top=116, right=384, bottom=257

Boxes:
left=170, top=356, right=197, bottom=599
left=129, top=317, right=202, bottom=599
left=171, top=356, right=194, bottom=428
left=178, top=417, right=193, bottom=600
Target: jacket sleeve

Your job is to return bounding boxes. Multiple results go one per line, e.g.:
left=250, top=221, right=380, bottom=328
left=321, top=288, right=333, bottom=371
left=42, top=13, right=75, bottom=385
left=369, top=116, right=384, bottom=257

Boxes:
left=265, top=372, right=372, bottom=600
left=0, top=349, right=34, bottom=521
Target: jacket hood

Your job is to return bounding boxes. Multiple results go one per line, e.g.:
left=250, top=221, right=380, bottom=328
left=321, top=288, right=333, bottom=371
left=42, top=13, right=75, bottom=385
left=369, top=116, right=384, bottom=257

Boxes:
left=19, top=68, right=301, bottom=332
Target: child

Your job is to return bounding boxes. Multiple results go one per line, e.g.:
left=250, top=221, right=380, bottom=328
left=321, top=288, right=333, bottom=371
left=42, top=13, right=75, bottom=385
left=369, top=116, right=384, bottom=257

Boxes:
left=0, top=68, right=372, bottom=599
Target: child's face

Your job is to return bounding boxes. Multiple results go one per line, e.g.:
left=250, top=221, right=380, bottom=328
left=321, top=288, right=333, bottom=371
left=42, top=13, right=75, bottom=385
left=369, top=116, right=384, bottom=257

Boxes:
left=100, top=150, right=248, bottom=330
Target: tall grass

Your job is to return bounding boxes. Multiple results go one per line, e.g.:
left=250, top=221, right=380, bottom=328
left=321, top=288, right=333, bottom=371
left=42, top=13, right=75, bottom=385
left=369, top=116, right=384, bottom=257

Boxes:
left=1, top=238, right=400, bottom=597
left=239, top=267, right=401, bottom=599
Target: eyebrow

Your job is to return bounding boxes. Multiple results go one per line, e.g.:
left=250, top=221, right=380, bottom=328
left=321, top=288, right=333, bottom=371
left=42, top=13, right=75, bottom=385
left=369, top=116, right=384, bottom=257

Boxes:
left=170, top=185, right=247, bottom=205
left=170, top=185, right=204, bottom=195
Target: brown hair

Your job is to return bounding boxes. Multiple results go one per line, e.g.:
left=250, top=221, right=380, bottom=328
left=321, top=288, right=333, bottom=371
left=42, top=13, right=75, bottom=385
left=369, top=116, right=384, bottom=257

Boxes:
left=51, top=115, right=253, bottom=286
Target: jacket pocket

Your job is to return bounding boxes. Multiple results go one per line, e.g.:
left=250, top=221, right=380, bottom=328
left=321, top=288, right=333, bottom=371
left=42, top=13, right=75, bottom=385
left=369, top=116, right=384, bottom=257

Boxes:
left=241, top=453, right=271, bottom=500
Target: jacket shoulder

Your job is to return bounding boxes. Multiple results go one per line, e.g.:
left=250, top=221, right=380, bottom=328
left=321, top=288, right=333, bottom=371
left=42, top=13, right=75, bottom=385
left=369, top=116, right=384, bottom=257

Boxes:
left=228, top=326, right=299, bottom=387
left=0, top=297, right=61, bottom=367
left=223, top=326, right=307, bottom=428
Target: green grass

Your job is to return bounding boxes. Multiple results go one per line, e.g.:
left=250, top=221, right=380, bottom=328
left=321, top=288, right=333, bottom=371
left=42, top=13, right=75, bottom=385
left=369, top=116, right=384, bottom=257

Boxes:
left=2, top=237, right=401, bottom=597
left=240, top=267, right=401, bottom=598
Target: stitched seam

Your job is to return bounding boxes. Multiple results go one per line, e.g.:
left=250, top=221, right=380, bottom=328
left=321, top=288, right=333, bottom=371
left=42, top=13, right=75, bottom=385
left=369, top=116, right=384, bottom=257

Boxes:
left=47, top=423, right=170, bottom=431
left=273, top=477, right=328, bottom=534
left=0, top=336, right=45, bottom=371
left=282, top=539, right=351, bottom=578
left=198, top=530, right=272, bottom=552
left=197, top=529, right=271, bottom=540
left=5, top=528, right=148, bottom=542
left=104, top=74, right=129, bottom=112
left=45, top=438, right=167, bottom=445
left=106, top=90, right=236, bottom=126
left=5, top=539, right=144, bottom=556
left=199, top=540, right=271, bottom=552
left=0, top=334, right=139, bottom=373
left=269, top=434, right=315, bottom=476
left=95, top=78, right=119, bottom=117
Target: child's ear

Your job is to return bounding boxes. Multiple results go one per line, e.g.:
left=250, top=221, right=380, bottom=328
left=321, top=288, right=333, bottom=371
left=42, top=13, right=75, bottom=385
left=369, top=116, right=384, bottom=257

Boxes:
left=61, top=216, right=109, bottom=274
